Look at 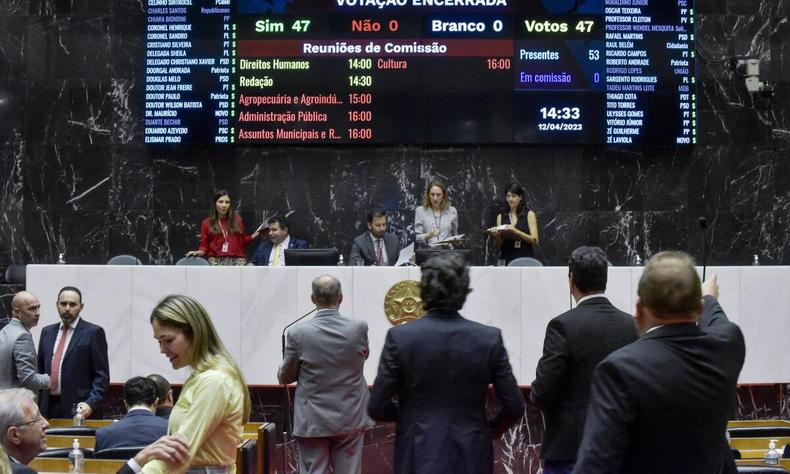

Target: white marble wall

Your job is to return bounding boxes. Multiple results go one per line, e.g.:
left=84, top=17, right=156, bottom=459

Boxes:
left=26, top=265, right=789, bottom=385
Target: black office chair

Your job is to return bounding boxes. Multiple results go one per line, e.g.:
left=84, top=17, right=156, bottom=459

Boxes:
left=106, top=255, right=143, bottom=265
left=729, top=427, right=790, bottom=438
left=258, top=422, right=276, bottom=474
left=736, top=467, right=789, bottom=473
left=3, top=264, right=26, bottom=284
left=507, top=257, right=543, bottom=267
left=175, top=256, right=210, bottom=266
left=93, top=446, right=146, bottom=459
left=45, top=426, right=97, bottom=436
left=0, top=294, right=13, bottom=330
left=237, top=439, right=258, bottom=474
left=37, top=447, right=93, bottom=458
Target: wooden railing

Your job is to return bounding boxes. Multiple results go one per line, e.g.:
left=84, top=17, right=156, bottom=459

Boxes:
left=38, top=419, right=276, bottom=473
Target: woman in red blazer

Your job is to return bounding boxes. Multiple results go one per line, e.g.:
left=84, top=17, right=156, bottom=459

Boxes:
left=185, top=190, right=262, bottom=265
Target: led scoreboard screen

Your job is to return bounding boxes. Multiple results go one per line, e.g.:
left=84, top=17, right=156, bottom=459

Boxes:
left=144, top=0, right=696, bottom=145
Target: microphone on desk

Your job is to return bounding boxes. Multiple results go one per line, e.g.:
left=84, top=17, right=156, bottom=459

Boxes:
left=281, top=308, right=317, bottom=358
left=699, top=216, right=708, bottom=281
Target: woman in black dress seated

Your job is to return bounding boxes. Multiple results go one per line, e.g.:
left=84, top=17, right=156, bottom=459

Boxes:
left=489, top=183, right=539, bottom=264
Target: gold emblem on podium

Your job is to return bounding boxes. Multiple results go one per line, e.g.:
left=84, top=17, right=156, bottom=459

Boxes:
left=384, top=280, right=425, bottom=326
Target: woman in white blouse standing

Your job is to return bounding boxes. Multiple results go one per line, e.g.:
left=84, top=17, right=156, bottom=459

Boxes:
left=415, top=180, right=459, bottom=247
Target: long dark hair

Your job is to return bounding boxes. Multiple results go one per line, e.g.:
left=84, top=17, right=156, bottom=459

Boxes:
left=504, top=183, right=527, bottom=215
left=207, top=190, right=241, bottom=234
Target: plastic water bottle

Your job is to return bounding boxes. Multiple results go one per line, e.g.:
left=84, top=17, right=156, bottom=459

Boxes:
left=68, top=439, right=84, bottom=473
left=72, top=409, right=84, bottom=427
left=337, top=254, right=345, bottom=266
left=57, top=253, right=66, bottom=264
left=752, top=254, right=760, bottom=266
left=764, top=439, right=781, bottom=465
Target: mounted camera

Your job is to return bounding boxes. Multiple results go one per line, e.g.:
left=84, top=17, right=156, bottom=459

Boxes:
left=737, top=58, right=775, bottom=98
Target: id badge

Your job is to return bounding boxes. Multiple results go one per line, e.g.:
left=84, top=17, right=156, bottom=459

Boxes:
left=514, top=241, right=521, bottom=249
left=221, top=242, right=229, bottom=253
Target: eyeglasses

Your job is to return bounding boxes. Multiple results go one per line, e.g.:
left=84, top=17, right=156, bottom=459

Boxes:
left=15, top=415, right=44, bottom=429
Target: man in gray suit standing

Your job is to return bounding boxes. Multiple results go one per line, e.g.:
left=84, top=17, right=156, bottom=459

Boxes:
left=0, top=292, right=50, bottom=391
left=278, top=275, right=374, bottom=474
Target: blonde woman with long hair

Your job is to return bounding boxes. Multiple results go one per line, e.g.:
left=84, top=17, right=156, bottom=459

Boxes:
left=141, top=295, right=250, bottom=474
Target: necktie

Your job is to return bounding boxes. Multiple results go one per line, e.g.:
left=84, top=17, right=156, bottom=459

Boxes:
left=272, top=244, right=282, bottom=267
left=375, top=239, right=383, bottom=266
left=50, top=325, right=69, bottom=393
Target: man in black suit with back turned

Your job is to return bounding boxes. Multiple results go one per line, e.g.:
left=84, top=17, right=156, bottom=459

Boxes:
left=368, top=253, right=524, bottom=474
left=94, top=377, right=168, bottom=452
left=530, top=246, right=637, bottom=474
left=574, top=251, right=745, bottom=474
left=349, top=208, right=401, bottom=266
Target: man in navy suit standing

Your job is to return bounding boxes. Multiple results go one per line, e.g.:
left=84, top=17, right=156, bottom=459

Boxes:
left=249, top=215, right=308, bottom=266
left=368, top=253, right=524, bottom=474
left=37, top=286, right=109, bottom=419
left=574, top=252, right=745, bottom=473
left=95, top=377, right=168, bottom=451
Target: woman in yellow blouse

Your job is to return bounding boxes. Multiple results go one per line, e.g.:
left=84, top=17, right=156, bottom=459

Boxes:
left=142, top=295, right=250, bottom=474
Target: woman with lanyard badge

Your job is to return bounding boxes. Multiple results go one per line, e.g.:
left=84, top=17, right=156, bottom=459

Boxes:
left=415, top=181, right=459, bottom=248
left=489, top=183, right=539, bottom=264
left=186, top=190, right=262, bottom=265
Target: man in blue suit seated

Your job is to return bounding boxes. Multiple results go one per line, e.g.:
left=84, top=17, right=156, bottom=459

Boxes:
left=95, top=377, right=168, bottom=452
left=249, top=215, right=308, bottom=266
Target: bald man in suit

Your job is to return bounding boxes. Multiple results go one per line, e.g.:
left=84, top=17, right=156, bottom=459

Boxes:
left=0, top=292, right=50, bottom=391
left=574, top=252, right=745, bottom=473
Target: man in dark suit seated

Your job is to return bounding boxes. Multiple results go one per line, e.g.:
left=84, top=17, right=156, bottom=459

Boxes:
left=249, top=216, right=308, bottom=266
left=368, top=253, right=524, bottom=474
left=0, top=388, right=49, bottom=473
left=530, top=246, right=637, bottom=474
left=0, top=387, right=186, bottom=474
left=574, top=251, right=746, bottom=474
left=146, top=374, right=173, bottom=420
left=349, top=208, right=401, bottom=266
left=95, top=377, right=168, bottom=452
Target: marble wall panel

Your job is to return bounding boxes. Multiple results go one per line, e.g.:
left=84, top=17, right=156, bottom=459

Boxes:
left=0, top=2, right=789, bottom=270
left=0, top=18, right=26, bottom=79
